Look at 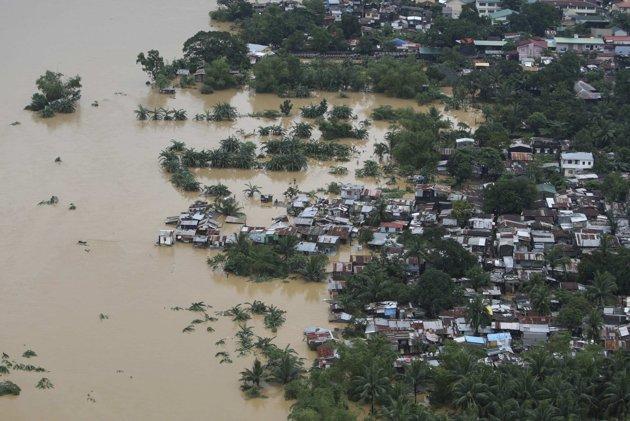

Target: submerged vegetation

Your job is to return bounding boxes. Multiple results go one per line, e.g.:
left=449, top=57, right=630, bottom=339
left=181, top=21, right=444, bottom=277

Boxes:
left=25, top=71, right=82, bottom=118
left=208, top=233, right=328, bottom=282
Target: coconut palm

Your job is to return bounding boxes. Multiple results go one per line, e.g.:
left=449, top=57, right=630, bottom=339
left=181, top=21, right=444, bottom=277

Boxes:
left=374, top=142, right=389, bottom=161
left=203, top=183, right=231, bottom=197
left=173, top=108, right=187, bottom=120
left=279, top=99, right=293, bottom=116
left=243, top=182, right=261, bottom=198
left=353, top=362, right=390, bottom=415
left=149, top=107, right=163, bottom=120
left=246, top=300, right=267, bottom=315
left=134, top=105, right=149, bottom=120
left=404, top=360, right=431, bottom=404
left=300, top=254, right=328, bottom=282
left=275, top=236, right=298, bottom=260
left=263, top=306, right=286, bottom=332
left=601, top=370, right=630, bottom=418
left=211, top=102, right=237, bottom=121
left=215, top=196, right=243, bottom=217
left=266, top=345, right=303, bottom=384
left=239, top=358, right=268, bottom=396
left=583, top=307, right=603, bottom=342
left=160, top=108, right=174, bottom=120
left=587, top=271, right=617, bottom=308
left=452, top=375, right=493, bottom=415
left=466, top=295, right=491, bottom=334
left=291, top=122, right=312, bottom=138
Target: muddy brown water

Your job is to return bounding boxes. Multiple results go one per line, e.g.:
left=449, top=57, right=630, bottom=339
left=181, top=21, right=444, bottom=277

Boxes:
left=0, top=1, right=480, bottom=419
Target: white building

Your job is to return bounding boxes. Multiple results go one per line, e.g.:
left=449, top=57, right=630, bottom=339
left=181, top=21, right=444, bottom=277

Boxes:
left=476, top=0, right=502, bottom=16
left=560, top=152, right=593, bottom=176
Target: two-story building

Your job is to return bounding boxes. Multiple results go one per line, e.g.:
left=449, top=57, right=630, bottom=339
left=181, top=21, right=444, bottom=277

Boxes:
left=560, top=152, right=594, bottom=176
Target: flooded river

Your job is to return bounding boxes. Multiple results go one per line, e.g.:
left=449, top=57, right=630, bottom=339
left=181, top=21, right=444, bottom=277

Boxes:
left=0, top=1, right=479, bottom=419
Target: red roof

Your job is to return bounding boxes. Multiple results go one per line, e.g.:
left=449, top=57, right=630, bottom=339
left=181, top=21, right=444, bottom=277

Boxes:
left=517, top=38, right=547, bottom=48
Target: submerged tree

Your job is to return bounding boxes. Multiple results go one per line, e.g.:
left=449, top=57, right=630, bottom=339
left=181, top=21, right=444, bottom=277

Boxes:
left=25, top=71, right=82, bottom=118
left=240, top=358, right=268, bottom=398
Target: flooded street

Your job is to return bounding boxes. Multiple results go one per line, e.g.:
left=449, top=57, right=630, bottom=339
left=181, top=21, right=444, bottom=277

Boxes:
left=0, top=1, right=479, bottom=419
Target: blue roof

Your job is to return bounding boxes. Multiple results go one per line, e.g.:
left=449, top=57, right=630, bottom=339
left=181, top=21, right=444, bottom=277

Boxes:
left=465, top=336, right=487, bottom=344
left=391, top=38, right=406, bottom=47
left=487, top=332, right=511, bottom=341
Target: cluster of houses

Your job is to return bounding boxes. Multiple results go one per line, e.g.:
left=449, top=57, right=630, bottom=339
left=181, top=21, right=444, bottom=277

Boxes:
left=242, top=0, right=630, bottom=73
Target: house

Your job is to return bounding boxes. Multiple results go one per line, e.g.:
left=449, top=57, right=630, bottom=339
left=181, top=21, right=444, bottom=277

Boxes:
left=317, top=235, right=340, bottom=254
left=295, top=241, right=319, bottom=254
left=455, top=137, right=475, bottom=148
left=541, top=0, right=598, bottom=17
left=193, top=68, right=205, bottom=83
left=517, top=38, right=548, bottom=60
left=489, top=8, right=517, bottom=22
left=531, top=137, right=561, bottom=155
left=246, top=43, right=273, bottom=64
left=574, top=80, right=601, bottom=100
left=612, top=1, right=630, bottom=14
left=476, top=0, right=502, bottom=16
left=603, top=35, right=630, bottom=57
left=443, top=0, right=475, bottom=18
left=474, top=39, right=507, bottom=55
left=560, top=152, right=594, bottom=176
left=554, top=36, right=604, bottom=53
left=415, top=184, right=452, bottom=202
left=340, top=183, right=364, bottom=201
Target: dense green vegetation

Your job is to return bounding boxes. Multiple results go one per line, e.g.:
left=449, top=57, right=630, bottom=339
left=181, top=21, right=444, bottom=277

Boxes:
left=208, top=233, right=328, bottom=282
left=25, top=71, right=82, bottom=118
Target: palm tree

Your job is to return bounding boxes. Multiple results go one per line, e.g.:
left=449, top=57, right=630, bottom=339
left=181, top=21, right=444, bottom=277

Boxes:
left=134, top=105, right=149, bottom=120
left=239, top=358, right=268, bottom=396
left=601, top=370, right=630, bottom=419
left=279, top=99, right=293, bottom=116
left=215, top=196, right=243, bottom=217
left=203, top=183, right=231, bottom=197
left=587, top=271, right=617, bottom=308
left=452, top=375, right=493, bottom=415
left=524, top=346, right=553, bottom=380
left=275, top=236, right=298, bottom=260
left=266, top=345, right=304, bottom=384
left=149, top=107, right=163, bottom=120
left=381, top=394, right=413, bottom=421
left=583, top=307, right=603, bottom=342
left=161, top=108, right=174, bottom=120
left=300, top=254, right=328, bottom=282
left=263, top=306, right=286, bottom=333
left=243, top=182, right=261, bottom=198
left=211, top=102, right=237, bottom=121
left=374, top=142, right=389, bottom=161
left=173, top=109, right=187, bottom=120
left=530, top=284, right=551, bottom=316
left=291, top=122, right=312, bottom=138
left=466, top=295, right=491, bottom=334
left=353, top=362, right=390, bottom=415
left=404, top=360, right=431, bottom=403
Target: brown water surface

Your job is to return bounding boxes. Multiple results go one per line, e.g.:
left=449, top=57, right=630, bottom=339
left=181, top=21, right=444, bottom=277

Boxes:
left=0, top=1, right=479, bottom=419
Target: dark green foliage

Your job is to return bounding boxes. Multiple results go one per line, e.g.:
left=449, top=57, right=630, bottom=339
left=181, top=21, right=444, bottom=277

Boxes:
left=210, top=0, right=253, bottom=21
left=183, top=31, right=249, bottom=69
left=0, top=381, right=20, bottom=396
left=483, top=177, right=537, bottom=214
left=415, top=268, right=462, bottom=317
left=300, top=100, right=328, bottom=119
left=448, top=147, right=504, bottom=183
left=25, top=71, right=82, bottom=117
left=318, top=118, right=366, bottom=140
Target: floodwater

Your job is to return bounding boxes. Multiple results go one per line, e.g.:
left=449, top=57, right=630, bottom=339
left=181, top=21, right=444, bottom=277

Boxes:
left=0, top=1, right=480, bottom=420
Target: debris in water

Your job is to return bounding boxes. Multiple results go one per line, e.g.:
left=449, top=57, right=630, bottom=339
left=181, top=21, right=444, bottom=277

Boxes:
left=99, top=313, right=109, bottom=321
left=9, top=121, right=20, bottom=126
left=38, top=196, right=59, bottom=205
left=35, top=378, right=53, bottom=389
left=91, top=101, right=99, bottom=107
left=77, top=240, right=88, bottom=246
left=54, top=156, right=62, bottom=163
left=68, top=203, right=76, bottom=210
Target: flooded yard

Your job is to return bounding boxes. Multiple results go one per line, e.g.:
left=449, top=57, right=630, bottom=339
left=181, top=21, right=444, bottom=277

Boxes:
left=0, top=1, right=479, bottom=419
